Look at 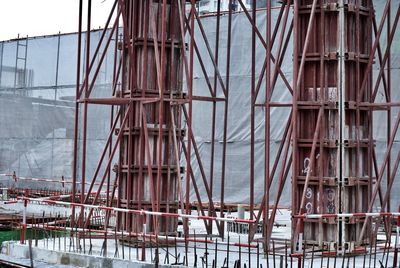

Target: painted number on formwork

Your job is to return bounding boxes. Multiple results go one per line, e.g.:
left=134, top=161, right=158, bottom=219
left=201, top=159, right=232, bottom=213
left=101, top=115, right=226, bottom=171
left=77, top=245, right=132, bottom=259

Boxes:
left=325, top=188, right=335, bottom=213
left=302, top=154, right=320, bottom=214
left=306, top=202, right=313, bottom=214
left=305, top=187, right=313, bottom=214
left=302, top=154, right=320, bottom=175
left=302, top=158, right=310, bottom=175
left=306, top=187, right=313, bottom=199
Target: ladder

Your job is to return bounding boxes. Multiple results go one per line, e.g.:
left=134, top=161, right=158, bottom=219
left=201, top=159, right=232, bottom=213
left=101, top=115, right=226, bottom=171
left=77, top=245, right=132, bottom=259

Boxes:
left=13, top=34, right=28, bottom=95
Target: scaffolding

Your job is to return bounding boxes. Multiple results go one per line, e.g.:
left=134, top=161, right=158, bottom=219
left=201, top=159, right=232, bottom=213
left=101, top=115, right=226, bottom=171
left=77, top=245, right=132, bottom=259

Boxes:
left=0, top=0, right=400, bottom=266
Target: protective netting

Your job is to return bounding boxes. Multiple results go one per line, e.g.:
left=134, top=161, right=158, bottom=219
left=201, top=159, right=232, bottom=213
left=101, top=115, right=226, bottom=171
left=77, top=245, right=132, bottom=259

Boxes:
left=0, top=30, right=115, bottom=189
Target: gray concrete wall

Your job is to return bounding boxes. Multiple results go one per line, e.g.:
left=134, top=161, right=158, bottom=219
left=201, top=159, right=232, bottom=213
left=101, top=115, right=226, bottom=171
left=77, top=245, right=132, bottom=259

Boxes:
left=2, top=241, right=186, bottom=268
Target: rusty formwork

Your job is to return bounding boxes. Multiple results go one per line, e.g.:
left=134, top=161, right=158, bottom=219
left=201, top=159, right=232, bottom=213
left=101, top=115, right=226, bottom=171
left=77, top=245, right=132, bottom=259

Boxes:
left=67, top=0, right=400, bottom=256
left=115, top=0, right=184, bottom=235
left=70, top=0, right=189, bottom=238
left=292, top=0, right=373, bottom=250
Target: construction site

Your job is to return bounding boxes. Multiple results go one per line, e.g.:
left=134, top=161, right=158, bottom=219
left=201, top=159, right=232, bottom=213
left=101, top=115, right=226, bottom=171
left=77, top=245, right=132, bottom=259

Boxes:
left=0, top=0, right=399, bottom=267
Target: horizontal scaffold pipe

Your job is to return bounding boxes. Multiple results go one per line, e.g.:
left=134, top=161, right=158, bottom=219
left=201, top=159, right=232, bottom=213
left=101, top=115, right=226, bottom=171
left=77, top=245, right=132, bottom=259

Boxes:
left=8, top=196, right=257, bottom=225
left=294, top=212, right=400, bottom=219
left=0, top=174, right=101, bottom=186
left=25, top=223, right=259, bottom=249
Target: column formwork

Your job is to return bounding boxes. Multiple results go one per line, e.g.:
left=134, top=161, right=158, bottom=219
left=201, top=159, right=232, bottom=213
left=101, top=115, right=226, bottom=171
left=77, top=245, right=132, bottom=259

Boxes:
left=117, top=0, right=185, bottom=235
left=293, top=0, right=373, bottom=251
